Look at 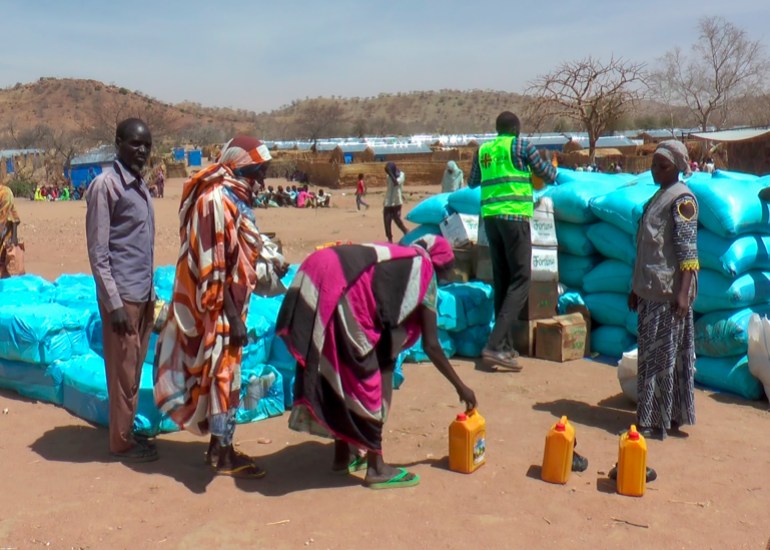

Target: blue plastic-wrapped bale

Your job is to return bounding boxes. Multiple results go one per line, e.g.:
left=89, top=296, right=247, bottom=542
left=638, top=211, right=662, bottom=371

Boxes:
left=399, top=224, right=442, bottom=246
left=441, top=281, right=494, bottom=327
left=591, top=325, right=636, bottom=358
left=0, top=359, right=66, bottom=404
left=0, top=274, right=56, bottom=303
left=436, top=287, right=467, bottom=332
left=695, top=355, right=763, bottom=400
left=451, top=323, right=492, bottom=358
left=60, top=352, right=170, bottom=435
left=402, top=330, right=456, bottom=363
left=585, top=222, right=636, bottom=266
left=153, top=266, right=177, bottom=301
left=694, top=305, right=770, bottom=357
left=688, top=171, right=770, bottom=238
left=697, top=230, right=770, bottom=278
left=549, top=171, right=630, bottom=224
left=583, top=292, right=630, bottom=327
left=694, top=270, right=770, bottom=313
left=558, top=253, right=602, bottom=290
left=583, top=260, right=633, bottom=294
left=405, top=193, right=452, bottom=225
left=447, top=186, right=481, bottom=215
left=236, top=363, right=285, bottom=424
left=0, top=304, right=91, bottom=365
left=588, top=181, right=657, bottom=235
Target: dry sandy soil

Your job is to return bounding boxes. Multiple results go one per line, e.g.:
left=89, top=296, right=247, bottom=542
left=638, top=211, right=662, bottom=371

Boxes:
left=2, top=177, right=770, bottom=550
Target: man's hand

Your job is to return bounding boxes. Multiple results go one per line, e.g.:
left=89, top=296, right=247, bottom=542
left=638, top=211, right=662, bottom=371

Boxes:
left=110, top=307, right=133, bottom=336
left=229, top=316, right=248, bottom=348
left=627, top=291, right=639, bottom=312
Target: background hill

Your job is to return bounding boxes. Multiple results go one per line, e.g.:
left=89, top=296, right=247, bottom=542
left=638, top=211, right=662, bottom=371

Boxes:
left=0, top=76, right=749, bottom=152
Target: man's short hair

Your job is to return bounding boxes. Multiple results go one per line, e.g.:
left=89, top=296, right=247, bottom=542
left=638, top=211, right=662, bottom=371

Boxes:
left=496, top=112, right=520, bottom=136
left=115, top=118, right=148, bottom=142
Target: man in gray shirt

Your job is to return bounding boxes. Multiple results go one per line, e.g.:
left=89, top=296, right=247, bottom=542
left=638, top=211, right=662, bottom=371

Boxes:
left=86, top=118, right=157, bottom=462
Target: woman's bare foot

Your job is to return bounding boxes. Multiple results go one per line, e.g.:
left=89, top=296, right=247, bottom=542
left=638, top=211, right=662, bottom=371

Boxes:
left=363, top=452, right=419, bottom=489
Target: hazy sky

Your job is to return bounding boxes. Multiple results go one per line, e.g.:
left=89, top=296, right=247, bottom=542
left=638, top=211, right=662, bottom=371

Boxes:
left=1, top=0, right=767, bottom=113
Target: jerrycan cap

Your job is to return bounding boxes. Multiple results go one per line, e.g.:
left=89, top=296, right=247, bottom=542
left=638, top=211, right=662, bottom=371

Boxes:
left=555, top=422, right=566, bottom=432
left=628, top=426, right=640, bottom=441
left=456, top=413, right=468, bottom=421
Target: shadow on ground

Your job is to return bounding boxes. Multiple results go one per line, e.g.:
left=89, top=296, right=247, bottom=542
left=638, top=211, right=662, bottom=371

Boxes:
left=531, top=393, right=636, bottom=435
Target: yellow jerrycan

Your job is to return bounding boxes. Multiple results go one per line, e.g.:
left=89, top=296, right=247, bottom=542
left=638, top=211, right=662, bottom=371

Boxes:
left=617, top=425, right=647, bottom=497
left=541, top=415, right=575, bottom=484
left=448, top=409, right=486, bottom=473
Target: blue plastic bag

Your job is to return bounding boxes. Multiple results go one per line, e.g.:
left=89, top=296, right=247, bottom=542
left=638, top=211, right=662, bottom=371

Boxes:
left=698, top=230, right=770, bottom=278
left=550, top=171, right=630, bottom=224
left=557, top=288, right=586, bottom=314
left=695, top=354, right=763, bottom=400
left=403, top=330, right=456, bottom=363
left=0, top=359, right=65, bottom=404
left=585, top=222, right=636, bottom=266
left=441, top=282, right=494, bottom=327
left=584, top=292, right=629, bottom=327
left=694, top=305, right=770, bottom=357
left=589, top=182, right=657, bottom=235
left=583, top=260, right=633, bottom=294
left=558, top=253, right=602, bottom=290
left=447, top=186, right=481, bottom=215
left=236, top=363, right=285, bottom=424
left=694, top=270, right=770, bottom=313
left=405, top=193, right=452, bottom=224
left=591, top=325, right=636, bottom=357
left=555, top=222, right=597, bottom=256
left=451, top=324, right=492, bottom=358
left=688, top=171, right=770, bottom=238
left=400, top=224, right=442, bottom=246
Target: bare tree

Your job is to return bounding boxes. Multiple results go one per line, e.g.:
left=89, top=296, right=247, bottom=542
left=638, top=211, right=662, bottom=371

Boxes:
left=652, top=16, right=770, bottom=132
left=526, top=56, right=647, bottom=163
left=294, top=99, right=345, bottom=142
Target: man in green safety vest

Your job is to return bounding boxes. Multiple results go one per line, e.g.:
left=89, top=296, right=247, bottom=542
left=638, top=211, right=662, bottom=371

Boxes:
left=468, top=112, right=557, bottom=369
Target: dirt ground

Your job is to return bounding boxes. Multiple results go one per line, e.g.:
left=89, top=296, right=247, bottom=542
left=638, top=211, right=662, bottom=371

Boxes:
left=2, top=177, right=770, bottom=550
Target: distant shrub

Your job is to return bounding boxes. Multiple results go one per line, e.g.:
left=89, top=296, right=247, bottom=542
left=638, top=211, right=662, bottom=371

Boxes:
left=5, top=176, right=36, bottom=200
left=118, top=87, right=129, bottom=95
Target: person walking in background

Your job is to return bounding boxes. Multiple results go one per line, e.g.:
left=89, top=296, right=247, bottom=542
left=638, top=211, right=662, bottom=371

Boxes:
left=383, top=162, right=408, bottom=243
left=0, top=178, right=21, bottom=278
left=468, top=111, right=557, bottom=370
left=154, top=136, right=276, bottom=479
left=276, top=235, right=476, bottom=489
left=155, top=165, right=165, bottom=198
left=355, top=172, right=369, bottom=210
left=441, top=160, right=464, bottom=193
left=85, top=118, right=157, bottom=462
left=628, top=140, right=698, bottom=440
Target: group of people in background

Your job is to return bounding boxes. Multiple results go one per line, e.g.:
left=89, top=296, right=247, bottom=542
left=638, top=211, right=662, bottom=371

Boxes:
left=33, top=184, right=84, bottom=201
left=255, top=183, right=330, bottom=209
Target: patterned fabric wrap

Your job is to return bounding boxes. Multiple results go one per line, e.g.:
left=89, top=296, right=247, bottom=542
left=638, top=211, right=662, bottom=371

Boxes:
left=276, top=243, right=438, bottom=453
left=154, top=137, right=268, bottom=435
left=636, top=298, right=696, bottom=430
left=0, top=186, right=20, bottom=245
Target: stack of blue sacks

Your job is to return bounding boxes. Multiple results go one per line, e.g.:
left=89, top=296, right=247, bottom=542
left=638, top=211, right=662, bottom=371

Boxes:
left=538, top=168, right=768, bottom=399
left=399, top=186, right=496, bottom=364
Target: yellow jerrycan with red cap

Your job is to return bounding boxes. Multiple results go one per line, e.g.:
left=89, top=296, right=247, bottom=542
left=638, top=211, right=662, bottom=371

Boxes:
left=448, top=409, right=486, bottom=473
left=617, top=425, right=647, bottom=497
left=541, top=415, right=575, bottom=484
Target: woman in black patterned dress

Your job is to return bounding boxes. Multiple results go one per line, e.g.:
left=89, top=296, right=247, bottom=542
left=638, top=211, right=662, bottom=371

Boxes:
left=629, top=140, right=698, bottom=440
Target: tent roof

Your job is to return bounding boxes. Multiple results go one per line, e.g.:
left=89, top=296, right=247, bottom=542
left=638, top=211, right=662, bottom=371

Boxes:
left=70, top=144, right=115, bottom=166
left=690, top=128, right=770, bottom=143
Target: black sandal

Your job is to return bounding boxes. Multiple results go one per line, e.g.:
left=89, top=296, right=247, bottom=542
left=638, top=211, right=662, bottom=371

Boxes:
left=111, top=444, right=158, bottom=463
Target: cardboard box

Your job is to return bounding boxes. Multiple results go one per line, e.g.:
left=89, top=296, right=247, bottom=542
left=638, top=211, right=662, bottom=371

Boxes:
left=511, top=319, right=538, bottom=357
left=531, top=246, right=559, bottom=282
left=566, top=305, right=592, bottom=356
left=523, top=281, right=558, bottom=320
left=535, top=313, right=588, bottom=362
left=440, top=213, right=479, bottom=248
left=445, top=246, right=474, bottom=283
left=473, top=245, right=493, bottom=283
left=530, top=203, right=557, bottom=247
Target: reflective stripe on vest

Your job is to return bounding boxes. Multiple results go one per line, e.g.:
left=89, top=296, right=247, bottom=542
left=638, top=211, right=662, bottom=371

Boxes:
left=478, top=136, right=533, bottom=218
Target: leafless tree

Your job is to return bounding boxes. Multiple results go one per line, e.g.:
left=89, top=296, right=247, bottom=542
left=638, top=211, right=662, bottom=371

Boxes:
left=80, top=90, right=182, bottom=143
left=526, top=56, right=647, bottom=163
left=294, top=99, right=345, bottom=142
left=652, top=16, right=770, bottom=132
